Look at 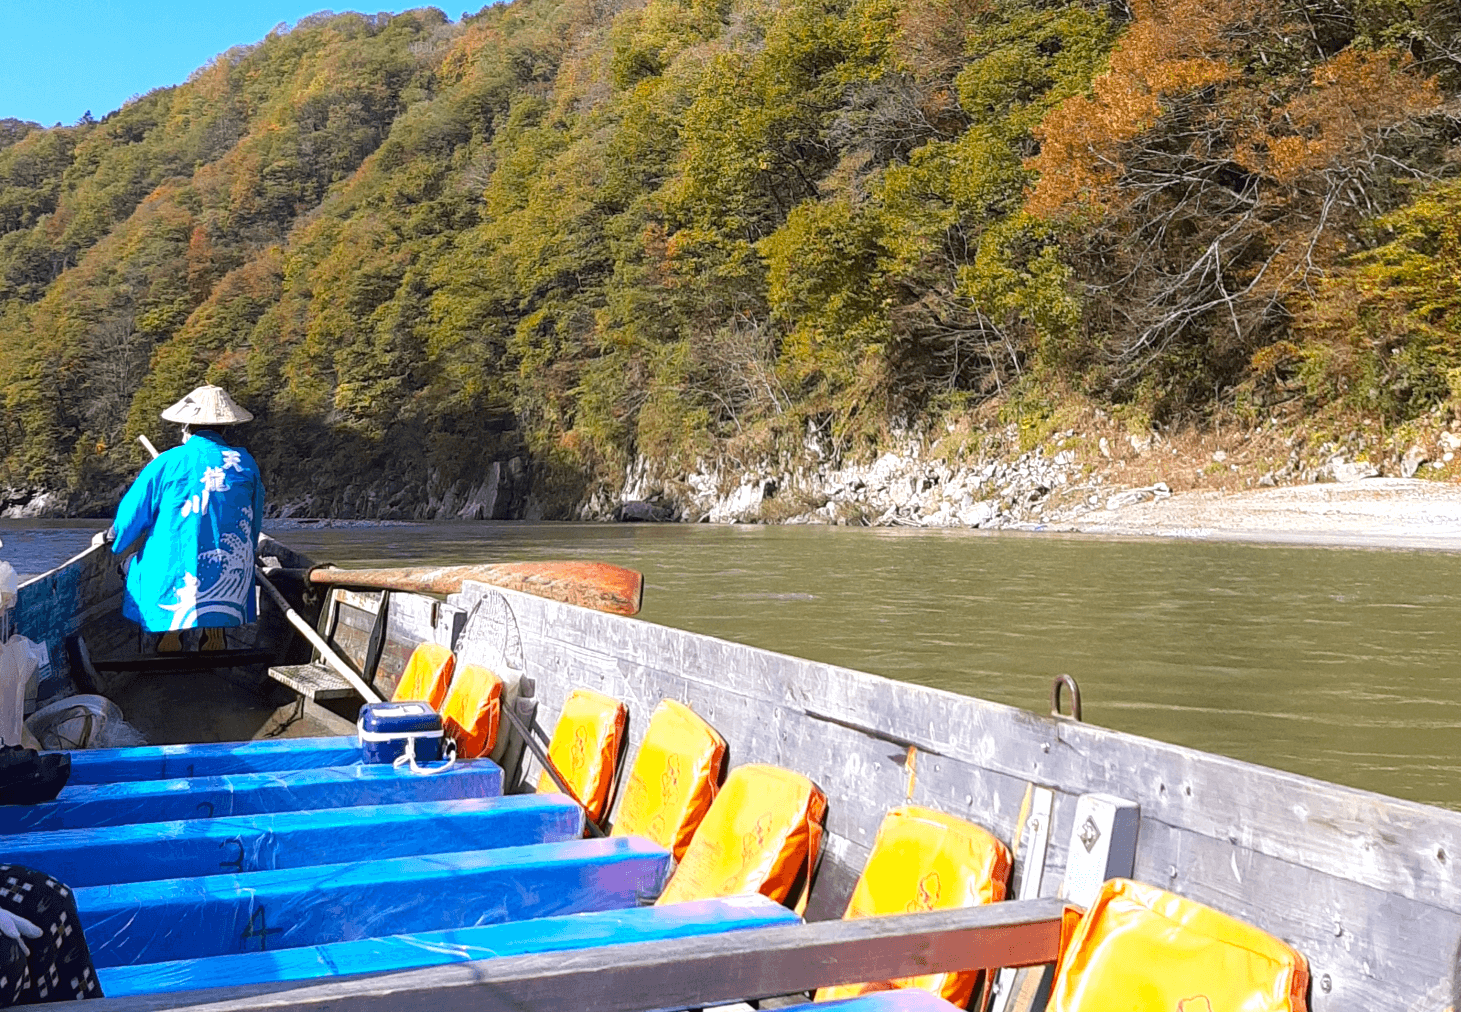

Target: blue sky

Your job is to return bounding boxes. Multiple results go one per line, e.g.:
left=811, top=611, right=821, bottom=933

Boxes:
left=0, top=2, right=427, bottom=127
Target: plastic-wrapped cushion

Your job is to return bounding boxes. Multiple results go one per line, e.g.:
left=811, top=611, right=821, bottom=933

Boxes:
left=790, top=992, right=963, bottom=1011
left=815, top=806, right=1011, bottom=1007
left=1049, top=878, right=1310, bottom=1012
left=537, top=689, right=627, bottom=823
left=612, top=700, right=726, bottom=860
left=441, top=663, right=503, bottom=759
left=656, top=764, right=827, bottom=911
left=392, top=642, right=456, bottom=709
left=62, top=737, right=361, bottom=785
left=98, top=894, right=798, bottom=997
left=3, top=794, right=582, bottom=887
left=0, top=760, right=502, bottom=834
left=78, top=835, right=671, bottom=967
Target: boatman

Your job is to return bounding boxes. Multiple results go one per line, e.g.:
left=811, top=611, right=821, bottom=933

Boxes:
left=96, top=385, right=265, bottom=652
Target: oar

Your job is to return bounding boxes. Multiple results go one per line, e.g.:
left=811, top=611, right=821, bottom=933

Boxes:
left=280, top=563, right=643, bottom=616
left=135, top=435, right=383, bottom=704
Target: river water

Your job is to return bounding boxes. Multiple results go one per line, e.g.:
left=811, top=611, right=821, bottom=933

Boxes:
left=5, top=518, right=1460, bottom=809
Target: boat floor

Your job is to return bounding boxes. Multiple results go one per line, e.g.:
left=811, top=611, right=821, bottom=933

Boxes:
left=110, top=671, right=351, bottom=745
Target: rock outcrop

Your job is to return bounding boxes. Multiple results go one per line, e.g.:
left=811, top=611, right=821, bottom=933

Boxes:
left=595, top=430, right=1124, bottom=529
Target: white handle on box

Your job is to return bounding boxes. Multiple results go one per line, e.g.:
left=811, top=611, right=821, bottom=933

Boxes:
left=393, top=734, right=457, bottom=776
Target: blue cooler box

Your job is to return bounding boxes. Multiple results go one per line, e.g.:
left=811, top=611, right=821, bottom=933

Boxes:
left=357, top=702, right=444, bottom=765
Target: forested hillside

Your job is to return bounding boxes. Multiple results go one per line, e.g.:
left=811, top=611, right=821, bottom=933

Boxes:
left=1, top=0, right=1458, bottom=518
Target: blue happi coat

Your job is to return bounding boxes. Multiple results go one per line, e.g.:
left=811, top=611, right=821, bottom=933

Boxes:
left=111, top=430, right=265, bottom=632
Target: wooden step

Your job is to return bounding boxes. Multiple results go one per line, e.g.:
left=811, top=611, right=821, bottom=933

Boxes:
left=267, top=663, right=360, bottom=702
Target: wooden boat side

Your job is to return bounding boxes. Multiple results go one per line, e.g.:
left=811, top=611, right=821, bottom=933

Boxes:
left=429, top=579, right=1457, bottom=1012
left=11, top=540, right=125, bottom=698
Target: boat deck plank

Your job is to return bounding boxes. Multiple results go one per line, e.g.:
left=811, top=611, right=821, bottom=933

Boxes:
left=267, top=663, right=358, bottom=702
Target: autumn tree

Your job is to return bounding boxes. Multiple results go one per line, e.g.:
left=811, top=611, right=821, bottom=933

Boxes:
left=1026, top=0, right=1460, bottom=415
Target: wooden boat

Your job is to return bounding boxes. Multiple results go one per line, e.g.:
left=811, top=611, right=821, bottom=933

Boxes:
left=4, top=535, right=1459, bottom=1011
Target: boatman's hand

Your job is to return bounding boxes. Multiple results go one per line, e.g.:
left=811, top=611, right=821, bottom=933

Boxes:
left=0, top=907, right=42, bottom=957
left=90, top=528, right=114, bottom=548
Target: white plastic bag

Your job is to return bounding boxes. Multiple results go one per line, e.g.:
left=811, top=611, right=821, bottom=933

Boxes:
left=0, top=635, right=38, bottom=746
left=22, top=639, right=48, bottom=715
left=25, top=694, right=144, bottom=750
left=0, top=560, right=16, bottom=613
left=0, top=635, right=47, bottom=726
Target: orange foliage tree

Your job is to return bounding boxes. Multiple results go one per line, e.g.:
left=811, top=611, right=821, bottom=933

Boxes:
left=1025, top=0, right=1458, bottom=415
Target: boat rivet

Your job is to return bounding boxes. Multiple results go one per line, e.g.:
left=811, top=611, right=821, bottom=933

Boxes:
left=1320, top=974, right=1332, bottom=993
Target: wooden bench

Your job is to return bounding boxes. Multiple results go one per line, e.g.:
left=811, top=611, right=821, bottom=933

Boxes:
left=266, top=587, right=452, bottom=704
left=266, top=587, right=389, bottom=703
left=267, top=659, right=359, bottom=702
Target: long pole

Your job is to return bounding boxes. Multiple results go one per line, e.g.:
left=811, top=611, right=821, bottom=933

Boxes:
left=500, top=702, right=605, bottom=837
left=136, top=434, right=382, bottom=704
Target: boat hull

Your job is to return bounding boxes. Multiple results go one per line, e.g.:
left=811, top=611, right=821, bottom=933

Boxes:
left=6, top=534, right=1458, bottom=1010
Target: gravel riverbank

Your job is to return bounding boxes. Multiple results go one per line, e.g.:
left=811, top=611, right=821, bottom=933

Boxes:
left=1060, top=478, right=1461, bottom=551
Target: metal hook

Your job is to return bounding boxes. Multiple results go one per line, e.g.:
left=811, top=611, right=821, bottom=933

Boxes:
left=1051, top=674, right=1082, bottom=722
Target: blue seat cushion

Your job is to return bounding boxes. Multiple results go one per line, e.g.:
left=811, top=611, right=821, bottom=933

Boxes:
left=789, top=993, right=963, bottom=1011
left=63, top=736, right=362, bottom=786
left=2, top=794, right=581, bottom=887
left=78, top=836, right=671, bottom=967
left=0, top=760, right=502, bottom=833
left=98, top=895, right=798, bottom=997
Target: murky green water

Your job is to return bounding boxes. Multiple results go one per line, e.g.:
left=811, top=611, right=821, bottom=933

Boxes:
left=7, top=519, right=1461, bottom=808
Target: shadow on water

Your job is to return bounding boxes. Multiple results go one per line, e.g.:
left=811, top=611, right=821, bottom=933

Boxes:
left=8, top=518, right=1461, bottom=809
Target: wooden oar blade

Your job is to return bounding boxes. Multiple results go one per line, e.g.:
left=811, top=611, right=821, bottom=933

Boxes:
left=307, top=562, right=644, bottom=616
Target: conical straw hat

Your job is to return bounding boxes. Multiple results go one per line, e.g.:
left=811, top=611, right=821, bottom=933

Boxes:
left=159, top=385, right=254, bottom=426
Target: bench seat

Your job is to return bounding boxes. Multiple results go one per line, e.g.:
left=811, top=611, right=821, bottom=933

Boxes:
left=98, top=894, right=795, bottom=997
left=267, top=662, right=358, bottom=702
left=0, top=760, right=502, bottom=834
left=78, top=836, right=671, bottom=967
left=62, top=736, right=362, bottom=785
left=2, top=794, right=581, bottom=887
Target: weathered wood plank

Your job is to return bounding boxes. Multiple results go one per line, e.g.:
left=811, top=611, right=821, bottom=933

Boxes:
left=1135, top=817, right=1457, bottom=1010
left=449, top=581, right=1461, bottom=1012
left=268, top=663, right=358, bottom=702
left=57, top=899, right=1071, bottom=1012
